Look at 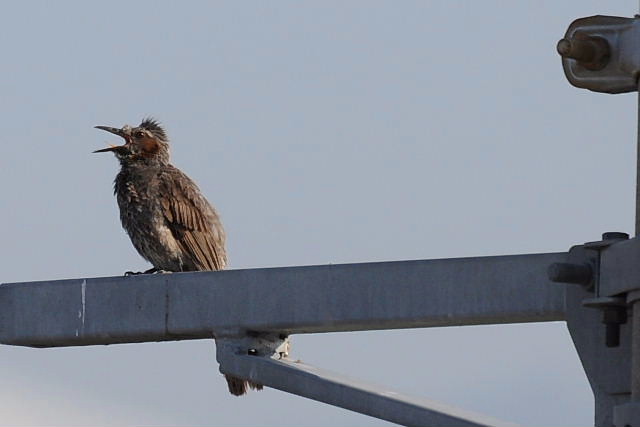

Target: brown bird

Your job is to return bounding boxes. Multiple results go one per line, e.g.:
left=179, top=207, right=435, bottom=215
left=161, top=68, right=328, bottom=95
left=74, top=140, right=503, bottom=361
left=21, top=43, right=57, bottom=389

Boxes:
left=94, top=118, right=260, bottom=396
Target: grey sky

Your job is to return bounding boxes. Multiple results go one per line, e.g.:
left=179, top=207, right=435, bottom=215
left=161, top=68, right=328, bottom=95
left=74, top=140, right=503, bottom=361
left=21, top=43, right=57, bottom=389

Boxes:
left=1, top=1, right=637, bottom=425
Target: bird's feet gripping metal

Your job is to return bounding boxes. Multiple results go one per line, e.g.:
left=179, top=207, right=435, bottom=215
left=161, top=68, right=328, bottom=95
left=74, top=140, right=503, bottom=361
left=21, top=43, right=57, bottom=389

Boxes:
left=123, top=268, right=172, bottom=276
left=124, top=270, right=143, bottom=276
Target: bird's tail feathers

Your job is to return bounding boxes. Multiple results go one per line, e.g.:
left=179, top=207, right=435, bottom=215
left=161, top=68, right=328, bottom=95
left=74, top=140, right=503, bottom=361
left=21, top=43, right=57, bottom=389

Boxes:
left=225, top=374, right=263, bottom=396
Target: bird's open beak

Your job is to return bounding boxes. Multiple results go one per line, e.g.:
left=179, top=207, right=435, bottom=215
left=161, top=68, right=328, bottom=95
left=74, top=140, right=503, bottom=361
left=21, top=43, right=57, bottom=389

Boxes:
left=93, top=125, right=130, bottom=153
left=93, top=144, right=123, bottom=153
left=95, top=125, right=126, bottom=138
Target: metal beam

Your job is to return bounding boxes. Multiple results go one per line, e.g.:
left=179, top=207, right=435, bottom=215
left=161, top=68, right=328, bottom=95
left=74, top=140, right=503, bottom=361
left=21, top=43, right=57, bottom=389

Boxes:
left=217, top=353, right=519, bottom=427
left=0, top=253, right=566, bottom=347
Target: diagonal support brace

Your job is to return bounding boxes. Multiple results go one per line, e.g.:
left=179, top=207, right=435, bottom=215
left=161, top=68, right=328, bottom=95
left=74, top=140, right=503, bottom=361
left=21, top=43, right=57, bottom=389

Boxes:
left=216, top=343, right=519, bottom=427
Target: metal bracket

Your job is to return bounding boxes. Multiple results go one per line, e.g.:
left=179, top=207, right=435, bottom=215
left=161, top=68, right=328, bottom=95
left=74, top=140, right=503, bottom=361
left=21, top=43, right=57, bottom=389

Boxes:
left=549, top=232, right=630, bottom=348
left=215, top=332, right=291, bottom=360
left=558, top=15, right=640, bottom=93
left=583, top=232, right=630, bottom=349
left=549, top=232, right=636, bottom=425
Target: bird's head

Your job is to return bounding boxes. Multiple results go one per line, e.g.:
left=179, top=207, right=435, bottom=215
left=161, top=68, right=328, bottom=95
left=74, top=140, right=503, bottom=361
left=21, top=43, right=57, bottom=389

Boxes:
left=94, top=118, right=170, bottom=165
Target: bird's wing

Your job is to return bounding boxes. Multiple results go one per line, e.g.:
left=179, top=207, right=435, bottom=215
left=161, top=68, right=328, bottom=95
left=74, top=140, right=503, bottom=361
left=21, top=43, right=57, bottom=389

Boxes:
left=159, top=167, right=227, bottom=271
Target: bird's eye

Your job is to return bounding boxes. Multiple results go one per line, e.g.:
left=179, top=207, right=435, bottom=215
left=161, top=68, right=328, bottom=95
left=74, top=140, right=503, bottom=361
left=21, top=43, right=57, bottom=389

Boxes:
left=135, top=131, right=145, bottom=138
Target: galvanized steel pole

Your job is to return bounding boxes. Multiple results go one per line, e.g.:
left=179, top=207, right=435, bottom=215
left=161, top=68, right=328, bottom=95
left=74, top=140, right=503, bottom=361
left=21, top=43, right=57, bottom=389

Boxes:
left=631, top=77, right=640, bottom=402
left=636, top=78, right=640, bottom=237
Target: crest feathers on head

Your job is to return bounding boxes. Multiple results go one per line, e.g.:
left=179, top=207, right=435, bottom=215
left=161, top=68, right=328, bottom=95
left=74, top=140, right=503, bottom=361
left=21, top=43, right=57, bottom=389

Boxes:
left=139, top=117, right=168, bottom=142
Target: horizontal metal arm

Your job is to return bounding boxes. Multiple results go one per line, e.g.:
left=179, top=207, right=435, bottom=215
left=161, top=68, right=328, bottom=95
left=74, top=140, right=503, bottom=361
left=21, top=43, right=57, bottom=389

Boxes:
left=0, top=253, right=566, bottom=347
left=217, top=352, right=519, bottom=427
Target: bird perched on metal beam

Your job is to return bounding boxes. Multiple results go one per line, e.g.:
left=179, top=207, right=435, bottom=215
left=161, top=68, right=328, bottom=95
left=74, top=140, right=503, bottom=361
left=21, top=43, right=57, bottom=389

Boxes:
left=94, top=118, right=260, bottom=396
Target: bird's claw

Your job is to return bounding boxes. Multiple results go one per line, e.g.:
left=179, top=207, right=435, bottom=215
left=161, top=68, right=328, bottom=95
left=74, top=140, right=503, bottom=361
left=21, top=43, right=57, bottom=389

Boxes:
left=124, top=270, right=143, bottom=276
left=124, top=268, right=172, bottom=276
left=124, top=267, right=171, bottom=276
left=142, top=267, right=171, bottom=274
